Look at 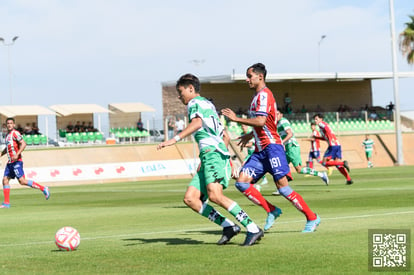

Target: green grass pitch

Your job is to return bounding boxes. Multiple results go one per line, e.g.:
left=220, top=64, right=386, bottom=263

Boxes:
left=0, top=166, right=413, bottom=274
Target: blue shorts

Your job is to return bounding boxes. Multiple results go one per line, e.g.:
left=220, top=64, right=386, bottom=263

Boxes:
left=4, top=161, right=25, bottom=179
left=308, top=151, right=320, bottom=161
left=241, top=144, right=290, bottom=182
left=324, top=145, right=342, bottom=160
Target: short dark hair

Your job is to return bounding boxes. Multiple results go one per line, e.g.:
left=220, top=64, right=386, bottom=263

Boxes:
left=176, top=73, right=200, bottom=93
left=6, top=117, right=15, bottom=123
left=313, top=113, right=324, bottom=119
left=247, top=63, right=267, bottom=79
left=311, top=122, right=316, bottom=126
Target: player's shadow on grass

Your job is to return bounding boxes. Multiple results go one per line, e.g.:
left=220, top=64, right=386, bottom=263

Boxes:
left=123, top=229, right=236, bottom=246
left=123, top=237, right=204, bottom=246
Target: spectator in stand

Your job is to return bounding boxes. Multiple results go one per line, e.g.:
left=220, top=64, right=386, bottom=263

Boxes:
left=137, top=119, right=144, bottom=131
left=316, top=104, right=324, bottom=113
left=81, top=122, right=87, bottom=132
left=368, top=110, right=379, bottom=121
left=31, top=123, right=40, bottom=135
left=16, top=124, right=24, bottom=134
left=300, top=105, right=307, bottom=113
left=24, top=123, right=32, bottom=135
left=284, top=93, right=291, bottom=108
left=86, top=122, right=96, bottom=132
left=337, top=104, right=345, bottom=113
left=167, top=117, right=175, bottom=139
left=74, top=121, right=82, bottom=132
left=386, top=101, right=394, bottom=120
left=66, top=122, right=74, bottom=133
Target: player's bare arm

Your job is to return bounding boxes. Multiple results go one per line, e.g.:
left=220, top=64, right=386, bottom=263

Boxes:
left=238, top=131, right=254, bottom=149
left=283, top=128, right=293, bottom=144
left=157, top=117, right=202, bottom=150
left=221, top=108, right=266, bottom=127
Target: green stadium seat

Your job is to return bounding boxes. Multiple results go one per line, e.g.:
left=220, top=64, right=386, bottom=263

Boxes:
left=88, top=132, right=96, bottom=142
left=24, top=135, right=33, bottom=145
left=66, top=133, right=74, bottom=143
left=73, top=133, right=81, bottom=143
left=32, top=135, right=40, bottom=145
left=81, top=132, right=89, bottom=143
left=40, top=135, right=48, bottom=145
left=59, top=129, right=66, bottom=138
left=95, top=132, right=103, bottom=143
left=115, top=131, right=125, bottom=143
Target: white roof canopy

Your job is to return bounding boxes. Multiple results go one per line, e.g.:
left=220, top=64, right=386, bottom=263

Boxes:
left=163, top=71, right=414, bottom=85
left=108, top=102, right=156, bottom=113
left=0, top=105, right=56, bottom=117
left=49, top=104, right=111, bottom=116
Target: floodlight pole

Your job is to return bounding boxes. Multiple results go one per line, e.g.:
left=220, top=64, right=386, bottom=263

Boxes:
left=388, top=0, right=404, bottom=165
left=318, top=35, right=326, bottom=72
left=0, top=36, right=19, bottom=105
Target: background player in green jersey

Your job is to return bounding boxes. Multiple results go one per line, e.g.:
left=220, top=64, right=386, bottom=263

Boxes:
left=272, top=111, right=329, bottom=195
left=362, top=134, right=376, bottom=168
left=157, top=74, right=263, bottom=246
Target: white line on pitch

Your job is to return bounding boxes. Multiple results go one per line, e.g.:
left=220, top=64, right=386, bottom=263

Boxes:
left=1, top=210, right=413, bottom=247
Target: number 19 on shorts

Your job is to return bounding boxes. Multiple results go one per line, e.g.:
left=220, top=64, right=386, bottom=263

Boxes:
left=270, top=157, right=281, bottom=168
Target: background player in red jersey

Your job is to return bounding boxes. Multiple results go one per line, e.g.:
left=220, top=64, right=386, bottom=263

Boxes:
left=305, top=122, right=333, bottom=175
left=1, top=117, right=50, bottom=208
left=313, top=114, right=353, bottom=184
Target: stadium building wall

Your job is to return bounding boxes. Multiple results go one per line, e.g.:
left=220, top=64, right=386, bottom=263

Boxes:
left=162, top=80, right=372, bottom=120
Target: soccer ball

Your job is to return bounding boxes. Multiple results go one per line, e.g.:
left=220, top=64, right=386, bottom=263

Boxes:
left=55, top=226, right=80, bottom=251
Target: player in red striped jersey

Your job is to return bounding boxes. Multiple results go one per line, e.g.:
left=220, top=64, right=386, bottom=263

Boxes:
left=304, top=122, right=333, bottom=176
left=222, top=63, right=320, bottom=233
left=1, top=117, right=50, bottom=208
left=313, top=114, right=353, bottom=184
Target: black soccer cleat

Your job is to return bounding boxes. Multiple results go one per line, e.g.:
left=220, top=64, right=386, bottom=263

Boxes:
left=343, top=160, right=350, bottom=172
left=217, top=225, right=241, bottom=245
left=346, top=180, right=354, bottom=185
left=242, top=228, right=264, bottom=246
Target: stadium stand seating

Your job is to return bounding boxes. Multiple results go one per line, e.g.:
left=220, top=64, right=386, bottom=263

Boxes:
left=225, top=114, right=395, bottom=138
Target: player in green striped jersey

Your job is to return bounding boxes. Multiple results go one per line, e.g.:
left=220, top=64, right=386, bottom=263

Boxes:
left=362, top=134, right=376, bottom=168
left=157, top=74, right=263, bottom=246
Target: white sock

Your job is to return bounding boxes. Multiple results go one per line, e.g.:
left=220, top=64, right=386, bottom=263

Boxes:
left=246, top=223, right=260, bottom=233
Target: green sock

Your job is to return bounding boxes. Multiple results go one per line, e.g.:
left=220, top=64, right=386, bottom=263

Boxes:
left=200, top=203, right=227, bottom=226
left=228, top=202, right=253, bottom=228
left=300, top=167, right=320, bottom=177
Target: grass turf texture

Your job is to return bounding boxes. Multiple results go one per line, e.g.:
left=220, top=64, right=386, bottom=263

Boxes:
left=0, top=166, right=413, bottom=274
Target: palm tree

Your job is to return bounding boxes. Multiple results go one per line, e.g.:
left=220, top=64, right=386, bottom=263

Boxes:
left=399, top=14, right=414, bottom=65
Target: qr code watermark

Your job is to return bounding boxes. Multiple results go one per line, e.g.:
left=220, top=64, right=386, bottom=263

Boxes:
left=369, top=229, right=411, bottom=272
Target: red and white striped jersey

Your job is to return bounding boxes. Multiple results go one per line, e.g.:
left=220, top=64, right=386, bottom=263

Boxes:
left=317, top=121, right=340, bottom=146
left=5, top=129, right=23, bottom=163
left=248, top=87, right=282, bottom=152
left=311, top=129, right=321, bottom=152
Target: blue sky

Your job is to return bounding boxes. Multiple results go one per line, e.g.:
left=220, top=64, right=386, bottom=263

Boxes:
left=0, top=0, right=413, bottom=124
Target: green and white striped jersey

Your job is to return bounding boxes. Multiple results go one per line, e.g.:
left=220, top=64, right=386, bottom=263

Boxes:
left=187, top=96, right=229, bottom=156
left=277, top=117, right=299, bottom=146
left=362, top=138, right=374, bottom=152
